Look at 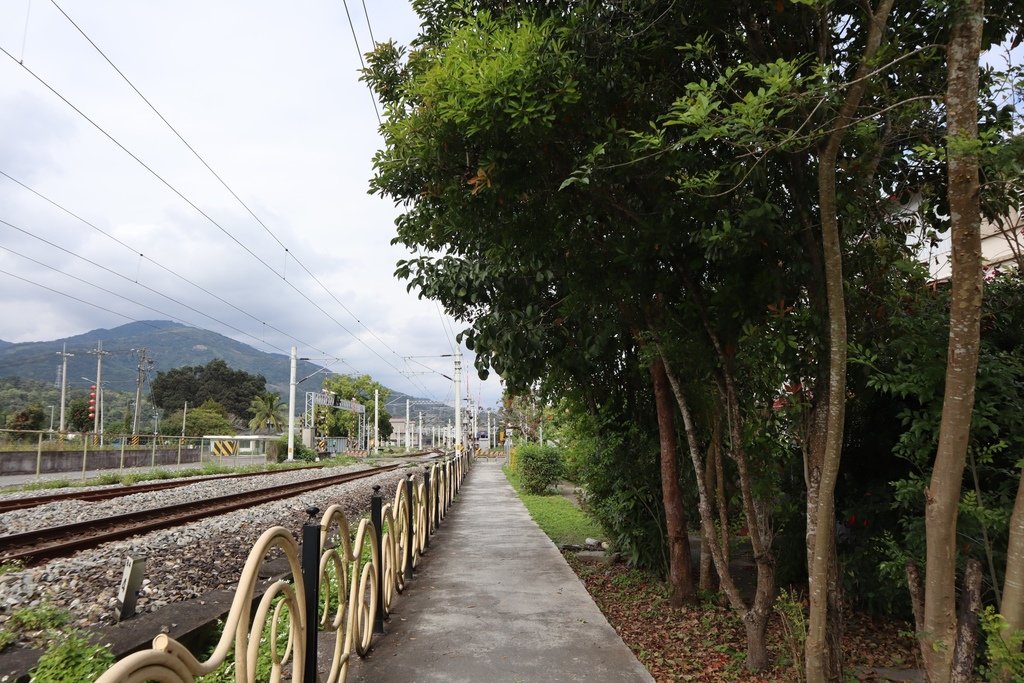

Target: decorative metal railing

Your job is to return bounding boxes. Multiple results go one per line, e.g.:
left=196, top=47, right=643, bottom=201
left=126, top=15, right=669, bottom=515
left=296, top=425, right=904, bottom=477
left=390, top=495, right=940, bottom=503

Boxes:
left=94, top=452, right=469, bottom=683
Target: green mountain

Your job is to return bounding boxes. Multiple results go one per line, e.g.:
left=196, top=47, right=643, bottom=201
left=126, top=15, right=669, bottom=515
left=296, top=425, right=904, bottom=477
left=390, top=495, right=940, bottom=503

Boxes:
left=0, top=321, right=327, bottom=397
left=0, top=321, right=463, bottom=429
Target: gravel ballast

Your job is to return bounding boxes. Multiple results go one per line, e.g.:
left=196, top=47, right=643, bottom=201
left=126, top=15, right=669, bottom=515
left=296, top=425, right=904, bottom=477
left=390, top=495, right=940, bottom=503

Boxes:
left=0, top=463, right=413, bottom=635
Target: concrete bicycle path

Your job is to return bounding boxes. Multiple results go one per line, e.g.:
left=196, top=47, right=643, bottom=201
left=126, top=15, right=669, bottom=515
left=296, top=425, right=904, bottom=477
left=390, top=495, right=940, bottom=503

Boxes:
left=347, top=458, right=654, bottom=683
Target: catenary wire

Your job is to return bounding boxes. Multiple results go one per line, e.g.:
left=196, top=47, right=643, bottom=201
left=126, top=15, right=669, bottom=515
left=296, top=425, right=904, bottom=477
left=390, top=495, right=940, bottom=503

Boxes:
left=3, top=18, right=443, bottom=401
left=0, top=217, right=294, bottom=355
left=0, top=170, right=330, bottom=358
left=50, top=0, right=416, bottom=374
left=340, top=0, right=381, bottom=126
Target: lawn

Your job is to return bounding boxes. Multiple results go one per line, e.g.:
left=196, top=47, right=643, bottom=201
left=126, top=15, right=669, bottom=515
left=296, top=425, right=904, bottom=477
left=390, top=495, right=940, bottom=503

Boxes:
left=502, top=466, right=605, bottom=546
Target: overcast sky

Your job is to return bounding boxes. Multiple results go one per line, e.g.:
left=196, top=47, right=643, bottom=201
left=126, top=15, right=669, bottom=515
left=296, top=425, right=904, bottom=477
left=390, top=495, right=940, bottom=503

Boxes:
left=0, top=0, right=503, bottom=410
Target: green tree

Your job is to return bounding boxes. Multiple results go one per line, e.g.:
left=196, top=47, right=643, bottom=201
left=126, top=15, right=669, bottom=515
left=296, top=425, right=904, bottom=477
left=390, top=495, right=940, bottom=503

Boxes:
left=248, top=392, right=285, bottom=434
left=150, top=359, right=266, bottom=420
left=67, top=397, right=92, bottom=433
left=319, top=374, right=393, bottom=443
left=9, top=403, right=45, bottom=434
left=161, top=400, right=234, bottom=437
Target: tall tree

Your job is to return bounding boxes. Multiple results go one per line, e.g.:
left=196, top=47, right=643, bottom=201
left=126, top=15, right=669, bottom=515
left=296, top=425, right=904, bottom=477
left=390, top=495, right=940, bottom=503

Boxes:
left=914, top=2, right=986, bottom=681
left=150, top=359, right=266, bottom=421
left=248, top=392, right=286, bottom=434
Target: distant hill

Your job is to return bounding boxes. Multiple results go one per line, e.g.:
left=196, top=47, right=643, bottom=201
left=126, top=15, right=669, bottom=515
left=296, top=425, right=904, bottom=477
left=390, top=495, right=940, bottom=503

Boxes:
left=0, top=321, right=328, bottom=397
left=0, top=321, right=461, bottom=425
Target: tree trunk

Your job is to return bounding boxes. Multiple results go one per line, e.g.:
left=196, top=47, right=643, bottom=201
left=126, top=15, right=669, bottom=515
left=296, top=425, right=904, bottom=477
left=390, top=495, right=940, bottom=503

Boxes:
left=920, top=2, right=985, bottom=681
left=806, top=2, right=895, bottom=681
left=951, top=559, right=983, bottom=683
left=661, top=347, right=772, bottom=669
left=651, top=357, right=695, bottom=606
left=700, top=445, right=719, bottom=593
left=1002, top=471, right=1024, bottom=653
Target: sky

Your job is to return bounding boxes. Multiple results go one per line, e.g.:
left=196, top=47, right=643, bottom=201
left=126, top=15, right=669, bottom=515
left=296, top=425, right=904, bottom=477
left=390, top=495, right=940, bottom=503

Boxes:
left=0, top=0, right=503, bottom=411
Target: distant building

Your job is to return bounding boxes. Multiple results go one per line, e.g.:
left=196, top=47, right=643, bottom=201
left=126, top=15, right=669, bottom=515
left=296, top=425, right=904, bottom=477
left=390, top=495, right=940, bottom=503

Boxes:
left=928, top=208, right=1021, bottom=281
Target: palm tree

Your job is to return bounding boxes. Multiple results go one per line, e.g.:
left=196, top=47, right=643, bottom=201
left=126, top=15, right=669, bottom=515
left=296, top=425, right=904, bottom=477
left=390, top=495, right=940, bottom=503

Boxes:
left=248, top=392, right=286, bottom=434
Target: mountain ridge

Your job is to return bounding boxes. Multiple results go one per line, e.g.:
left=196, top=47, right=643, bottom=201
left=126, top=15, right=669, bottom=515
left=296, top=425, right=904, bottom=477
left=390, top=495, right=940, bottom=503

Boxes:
left=0, top=321, right=456, bottom=424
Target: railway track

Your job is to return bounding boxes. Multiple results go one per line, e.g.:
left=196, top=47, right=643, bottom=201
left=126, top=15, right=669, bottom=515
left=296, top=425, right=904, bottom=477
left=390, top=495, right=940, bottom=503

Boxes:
left=0, top=464, right=401, bottom=566
left=0, top=466, right=326, bottom=514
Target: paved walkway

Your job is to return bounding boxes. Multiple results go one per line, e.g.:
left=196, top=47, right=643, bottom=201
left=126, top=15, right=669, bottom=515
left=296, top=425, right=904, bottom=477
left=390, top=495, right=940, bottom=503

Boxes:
left=347, top=459, right=653, bottom=683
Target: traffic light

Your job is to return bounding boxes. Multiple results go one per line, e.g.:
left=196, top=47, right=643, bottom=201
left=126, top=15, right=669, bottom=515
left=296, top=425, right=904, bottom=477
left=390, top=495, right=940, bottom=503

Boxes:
left=88, top=385, right=97, bottom=420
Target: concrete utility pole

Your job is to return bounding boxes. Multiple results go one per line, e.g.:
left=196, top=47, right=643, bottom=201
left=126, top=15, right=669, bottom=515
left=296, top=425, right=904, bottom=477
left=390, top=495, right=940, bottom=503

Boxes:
left=454, top=352, right=462, bottom=453
left=88, top=341, right=110, bottom=440
left=131, top=348, right=152, bottom=435
left=287, top=347, right=297, bottom=461
left=56, top=343, right=73, bottom=433
left=486, top=408, right=492, bottom=449
left=405, top=399, right=410, bottom=453
left=373, top=388, right=379, bottom=455
left=472, top=400, right=478, bottom=448
left=418, top=412, right=423, bottom=449
left=447, top=418, right=452, bottom=449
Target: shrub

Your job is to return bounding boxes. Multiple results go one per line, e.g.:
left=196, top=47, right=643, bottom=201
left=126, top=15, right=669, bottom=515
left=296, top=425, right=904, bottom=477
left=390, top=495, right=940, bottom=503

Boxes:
left=30, top=631, right=114, bottom=682
left=514, top=444, right=563, bottom=494
left=275, top=436, right=317, bottom=462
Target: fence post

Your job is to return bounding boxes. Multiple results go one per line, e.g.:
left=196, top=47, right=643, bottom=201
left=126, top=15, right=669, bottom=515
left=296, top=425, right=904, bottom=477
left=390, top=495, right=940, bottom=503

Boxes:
left=35, top=432, right=43, bottom=479
left=301, top=506, right=321, bottom=683
left=404, top=473, right=414, bottom=582
left=81, top=436, right=89, bottom=480
left=371, top=485, right=385, bottom=635
left=423, top=467, right=432, bottom=548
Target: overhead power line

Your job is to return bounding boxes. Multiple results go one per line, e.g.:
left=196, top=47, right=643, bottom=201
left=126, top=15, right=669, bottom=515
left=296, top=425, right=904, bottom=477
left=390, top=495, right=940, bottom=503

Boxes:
left=0, top=216, right=295, bottom=355
left=0, top=170, right=330, bottom=359
left=340, top=0, right=381, bottom=126
left=0, top=266, right=159, bottom=328
left=4, top=20, right=436, bottom=400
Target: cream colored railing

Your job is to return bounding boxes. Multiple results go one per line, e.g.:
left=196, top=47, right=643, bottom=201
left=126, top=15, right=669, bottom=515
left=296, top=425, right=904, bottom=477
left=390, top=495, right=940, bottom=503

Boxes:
left=95, top=452, right=469, bottom=683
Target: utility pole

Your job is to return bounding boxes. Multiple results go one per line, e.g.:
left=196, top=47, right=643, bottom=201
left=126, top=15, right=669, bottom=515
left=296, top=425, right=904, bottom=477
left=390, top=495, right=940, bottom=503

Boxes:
left=405, top=399, right=410, bottom=453
left=472, top=400, right=478, bottom=449
left=418, top=412, right=423, bottom=449
left=454, top=352, right=462, bottom=453
left=56, top=343, right=73, bottom=433
left=131, top=348, right=152, bottom=435
left=88, top=341, right=110, bottom=441
left=287, top=347, right=297, bottom=461
left=373, top=388, right=379, bottom=455
left=487, top=408, right=492, bottom=450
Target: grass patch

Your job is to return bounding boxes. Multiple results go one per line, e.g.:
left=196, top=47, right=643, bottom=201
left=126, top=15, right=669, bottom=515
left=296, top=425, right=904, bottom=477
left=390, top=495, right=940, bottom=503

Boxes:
left=502, top=466, right=604, bottom=546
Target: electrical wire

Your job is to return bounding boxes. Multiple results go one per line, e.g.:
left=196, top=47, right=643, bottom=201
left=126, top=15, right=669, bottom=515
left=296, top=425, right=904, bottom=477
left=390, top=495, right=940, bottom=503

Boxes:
left=0, top=43, right=288, bottom=282
left=0, top=170, right=329, bottom=358
left=3, top=12, right=449, bottom=401
left=0, top=216, right=295, bottom=355
left=340, top=0, right=381, bottom=126
left=1, top=32, right=434, bottom=399
left=0, top=266, right=158, bottom=327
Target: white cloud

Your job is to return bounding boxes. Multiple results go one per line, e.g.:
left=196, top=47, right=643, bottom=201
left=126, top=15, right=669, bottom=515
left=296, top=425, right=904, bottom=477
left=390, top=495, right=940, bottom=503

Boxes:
left=0, top=0, right=504, bottom=409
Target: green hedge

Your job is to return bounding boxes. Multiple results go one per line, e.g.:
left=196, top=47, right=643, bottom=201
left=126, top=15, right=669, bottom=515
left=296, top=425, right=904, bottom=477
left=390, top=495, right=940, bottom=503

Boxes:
left=514, top=444, right=563, bottom=494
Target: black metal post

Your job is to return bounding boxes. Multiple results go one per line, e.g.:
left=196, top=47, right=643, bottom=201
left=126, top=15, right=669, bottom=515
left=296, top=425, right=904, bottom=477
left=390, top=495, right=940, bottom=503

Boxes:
left=422, top=467, right=431, bottom=548
left=434, top=467, right=441, bottom=529
left=301, top=506, right=321, bottom=683
left=404, top=474, right=414, bottom=582
left=371, top=485, right=385, bottom=635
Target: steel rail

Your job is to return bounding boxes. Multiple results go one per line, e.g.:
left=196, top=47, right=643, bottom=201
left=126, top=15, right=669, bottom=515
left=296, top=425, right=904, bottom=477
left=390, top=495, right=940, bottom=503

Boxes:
left=0, top=466, right=328, bottom=513
left=0, top=464, right=402, bottom=565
